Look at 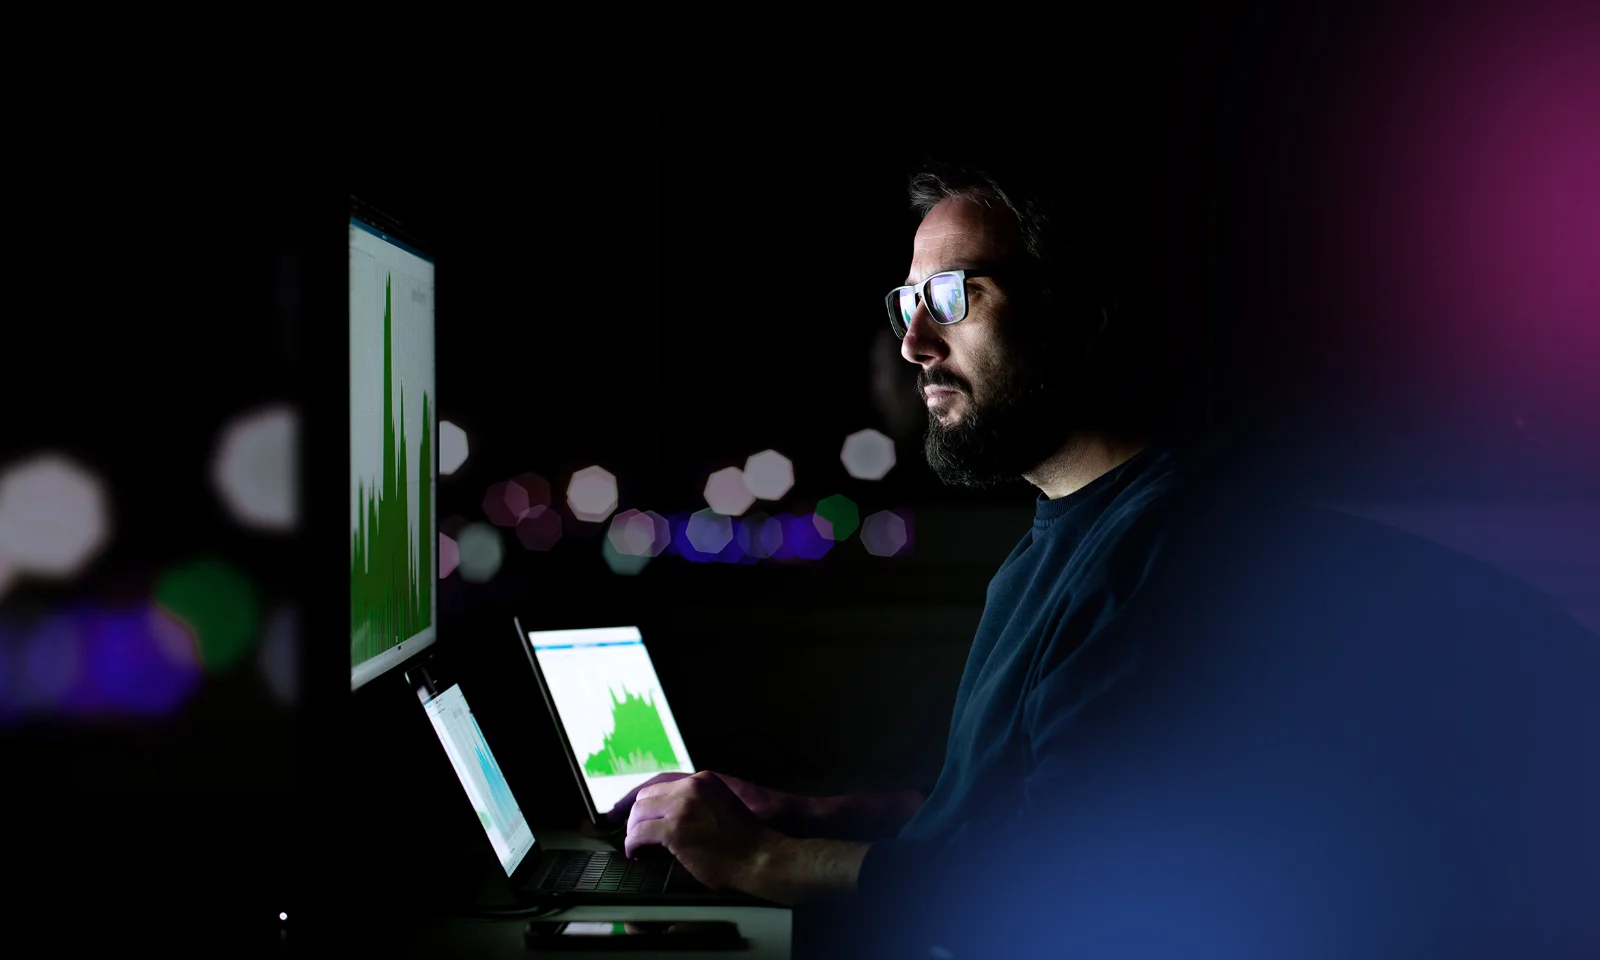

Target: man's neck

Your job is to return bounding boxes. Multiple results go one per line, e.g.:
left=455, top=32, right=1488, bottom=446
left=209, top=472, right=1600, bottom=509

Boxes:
left=1023, top=432, right=1147, bottom=500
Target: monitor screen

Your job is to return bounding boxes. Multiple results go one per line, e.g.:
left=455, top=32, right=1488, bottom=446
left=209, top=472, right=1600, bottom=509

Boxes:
left=419, top=682, right=536, bottom=876
left=525, top=627, right=695, bottom=816
left=349, top=209, right=437, bottom=690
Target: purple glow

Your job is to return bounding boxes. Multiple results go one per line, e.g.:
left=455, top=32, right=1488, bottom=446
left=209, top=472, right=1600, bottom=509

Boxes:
left=670, top=514, right=716, bottom=563
left=787, top=514, right=834, bottom=560
left=1323, top=5, right=1600, bottom=421
left=768, top=513, right=798, bottom=560
left=81, top=606, right=202, bottom=715
left=893, top=508, right=915, bottom=555
left=711, top=534, right=746, bottom=564
left=735, top=513, right=784, bottom=560
left=21, top=614, right=81, bottom=711
left=0, top=620, right=14, bottom=723
left=686, top=509, right=734, bottom=555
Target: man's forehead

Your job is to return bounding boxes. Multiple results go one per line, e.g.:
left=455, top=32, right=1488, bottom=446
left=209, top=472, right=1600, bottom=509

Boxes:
left=906, top=197, right=1020, bottom=284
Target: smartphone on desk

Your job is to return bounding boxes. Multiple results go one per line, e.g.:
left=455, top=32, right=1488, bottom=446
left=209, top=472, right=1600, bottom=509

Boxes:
left=524, top=919, right=744, bottom=951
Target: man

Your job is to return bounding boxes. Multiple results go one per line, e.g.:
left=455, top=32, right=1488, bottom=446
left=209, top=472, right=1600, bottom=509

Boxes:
left=614, top=148, right=1600, bottom=957
left=610, top=143, right=1192, bottom=925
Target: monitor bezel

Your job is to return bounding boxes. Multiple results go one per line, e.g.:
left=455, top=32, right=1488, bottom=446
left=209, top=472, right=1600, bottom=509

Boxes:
left=348, top=194, right=438, bottom=691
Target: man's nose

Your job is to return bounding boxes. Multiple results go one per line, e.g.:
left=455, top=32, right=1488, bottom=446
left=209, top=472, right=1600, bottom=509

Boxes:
left=899, top=302, right=949, bottom=367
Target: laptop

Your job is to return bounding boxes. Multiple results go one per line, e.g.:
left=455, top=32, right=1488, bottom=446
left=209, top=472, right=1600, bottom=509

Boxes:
left=407, top=653, right=754, bottom=905
left=511, top=620, right=699, bottom=830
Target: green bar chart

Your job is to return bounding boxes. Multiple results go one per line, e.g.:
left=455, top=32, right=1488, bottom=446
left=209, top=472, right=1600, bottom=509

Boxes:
left=532, top=636, right=695, bottom=814
left=350, top=227, right=436, bottom=670
left=583, top=686, right=681, bottom=777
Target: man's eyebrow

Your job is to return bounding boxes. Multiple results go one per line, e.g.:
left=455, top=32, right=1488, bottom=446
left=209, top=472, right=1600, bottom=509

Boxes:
left=901, top=261, right=998, bottom=286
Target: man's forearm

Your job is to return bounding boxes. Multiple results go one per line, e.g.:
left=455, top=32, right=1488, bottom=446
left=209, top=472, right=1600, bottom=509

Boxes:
left=741, top=836, right=872, bottom=906
left=788, top=789, right=924, bottom=840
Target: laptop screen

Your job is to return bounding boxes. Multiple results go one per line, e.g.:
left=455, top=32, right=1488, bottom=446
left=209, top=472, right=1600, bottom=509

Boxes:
left=419, top=682, right=536, bottom=876
left=525, top=626, right=695, bottom=816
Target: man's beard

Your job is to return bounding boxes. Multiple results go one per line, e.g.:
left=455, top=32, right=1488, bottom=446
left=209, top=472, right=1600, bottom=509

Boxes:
left=922, top=360, right=1073, bottom=489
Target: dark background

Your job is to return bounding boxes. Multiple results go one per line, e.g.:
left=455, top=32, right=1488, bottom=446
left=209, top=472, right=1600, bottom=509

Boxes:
left=3, top=4, right=1598, bottom=950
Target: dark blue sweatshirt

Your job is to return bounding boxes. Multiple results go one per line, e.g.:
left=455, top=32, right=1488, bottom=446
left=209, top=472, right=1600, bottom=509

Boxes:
left=842, top=446, right=1600, bottom=958
left=860, top=445, right=1182, bottom=882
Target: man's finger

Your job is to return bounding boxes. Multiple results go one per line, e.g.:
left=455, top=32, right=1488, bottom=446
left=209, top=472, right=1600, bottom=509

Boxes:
left=607, top=772, right=690, bottom=820
left=626, top=794, right=672, bottom=833
left=624, top=817, right=666, bottom=860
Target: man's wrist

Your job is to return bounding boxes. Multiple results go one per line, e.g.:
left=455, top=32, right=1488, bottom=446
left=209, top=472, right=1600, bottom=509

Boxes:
left=740, top=833, right=871, bottom=906
left=776, top=792, right=847, bottom=837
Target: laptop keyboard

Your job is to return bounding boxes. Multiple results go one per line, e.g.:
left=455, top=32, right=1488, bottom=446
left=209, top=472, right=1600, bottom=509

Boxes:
left=539, top=850, right=671, bottom=894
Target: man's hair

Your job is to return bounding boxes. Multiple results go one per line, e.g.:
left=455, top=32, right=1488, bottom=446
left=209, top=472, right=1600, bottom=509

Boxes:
left=906, top=136, right=1173, bottom=438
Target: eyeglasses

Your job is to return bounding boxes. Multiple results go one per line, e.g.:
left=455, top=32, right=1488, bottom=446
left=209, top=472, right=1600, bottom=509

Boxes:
left=885, top=269, right=1003, bottom=339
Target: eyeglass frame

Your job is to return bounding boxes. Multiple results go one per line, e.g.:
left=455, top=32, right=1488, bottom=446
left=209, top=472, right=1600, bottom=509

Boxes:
left=884, top=266, right=1023, bottom=339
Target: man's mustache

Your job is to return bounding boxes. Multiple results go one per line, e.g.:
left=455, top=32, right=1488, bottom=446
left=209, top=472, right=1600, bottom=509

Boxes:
left=918, top=368, right=970, bottom=396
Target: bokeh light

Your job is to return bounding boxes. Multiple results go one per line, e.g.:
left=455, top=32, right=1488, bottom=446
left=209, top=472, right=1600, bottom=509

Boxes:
left=438, top=420, right=469, bottom=475
left=456, top=523, right=505, bottom=582
left=154, top=560, right=260, bottom=672
left=669, top=514, right=714, bottom=563
left=787, top=514, right=834, bottom=560
left=686, top=509, right=734, bottom=555
left=511, top=472, right=552, bottom=511
left=439, top=533, right=460, bottom=578
left=0, top=453, right=110, bottom=579
left=861, top=509, right=911, bottom=556
left=515, top=505, right=564, bottom=551
left=767, top=513, right=798, bottom=561
left=742, top=450, right=794, bottom=501
left=147, top=605, right=202, bottom=674
left=608, top=509, right=653, bottom=557
left=483, top=480, right=528, bottom=527
left=641, top=511, right=672, bottom=556
left=704, top=466, right=756, bottom=516
left=567, top=466, right=619, bottom=523
left=18, top=614, right=82, bottom=712
left=841, top=428, right=897, bottom=481
left=212, top=404, right=298, bottom=532
left=814, top=494, right=860, bottom=541
left=601, top=535, right=651, bottom=576
left=711, top=531, right=746, bottom=564
left=259, top=606, right=298, bottom=707
left=80, top=605, right=202, bottom=715
left=735, top=511, right=784, bottom=560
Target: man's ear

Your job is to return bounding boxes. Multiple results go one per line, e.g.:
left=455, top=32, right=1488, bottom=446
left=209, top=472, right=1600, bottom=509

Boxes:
left=1097, top=299, right=1119, bottom=337
left=1082, top=301, right=1116, bottom=358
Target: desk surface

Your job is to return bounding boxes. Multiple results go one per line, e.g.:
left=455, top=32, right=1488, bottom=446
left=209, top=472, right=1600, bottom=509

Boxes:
left=398, top=904, right=790, bottom=959
left=384, top=830, right=792, bottom=959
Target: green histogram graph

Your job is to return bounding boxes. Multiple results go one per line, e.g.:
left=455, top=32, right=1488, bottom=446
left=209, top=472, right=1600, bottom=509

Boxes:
left=583, top=686, right=680, bottom=777
left=351, top=275, right=433, bottom=663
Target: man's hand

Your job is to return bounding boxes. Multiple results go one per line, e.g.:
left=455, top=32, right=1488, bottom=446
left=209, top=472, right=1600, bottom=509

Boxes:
left=624, top=771, right=872, bottom=905
left=624, top=770, right=782, bottom=891
left=608, top=770, right=795, bottom=826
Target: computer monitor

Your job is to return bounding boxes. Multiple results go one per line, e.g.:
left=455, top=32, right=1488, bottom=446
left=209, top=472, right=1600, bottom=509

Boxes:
left=349, top=198, right=437, bottom=690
